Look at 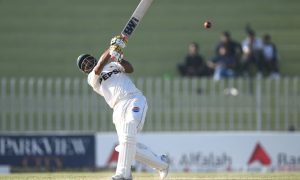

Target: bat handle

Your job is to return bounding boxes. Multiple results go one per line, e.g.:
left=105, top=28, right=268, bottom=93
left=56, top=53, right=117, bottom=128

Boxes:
left=121, top=34, right=129, bottom=41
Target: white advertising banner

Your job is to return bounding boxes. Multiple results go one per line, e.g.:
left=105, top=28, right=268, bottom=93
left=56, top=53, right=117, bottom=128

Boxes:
left=96, top=132, right=300, bottom=172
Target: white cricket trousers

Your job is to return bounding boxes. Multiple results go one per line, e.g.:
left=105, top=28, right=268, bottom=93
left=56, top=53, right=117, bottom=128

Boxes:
left=113, top=94, right=168, bottom=178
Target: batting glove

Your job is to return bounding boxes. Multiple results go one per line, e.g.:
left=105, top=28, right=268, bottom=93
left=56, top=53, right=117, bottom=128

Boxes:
left=109, top=45, right=124, bottom=62
left=110, top=35, right=128, bottom=48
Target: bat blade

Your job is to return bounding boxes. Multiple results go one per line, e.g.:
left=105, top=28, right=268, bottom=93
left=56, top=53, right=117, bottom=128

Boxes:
left=121, top=0, right=154, bottom=38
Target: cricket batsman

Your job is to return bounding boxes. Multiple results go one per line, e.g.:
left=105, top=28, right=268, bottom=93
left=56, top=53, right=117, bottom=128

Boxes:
left=76, top=35, right=169, bottom=180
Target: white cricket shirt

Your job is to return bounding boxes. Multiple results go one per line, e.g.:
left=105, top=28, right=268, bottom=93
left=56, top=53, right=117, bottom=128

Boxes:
left=87, top=62, right=141, bottom=108
left=242, top=37, right=263, bottom=54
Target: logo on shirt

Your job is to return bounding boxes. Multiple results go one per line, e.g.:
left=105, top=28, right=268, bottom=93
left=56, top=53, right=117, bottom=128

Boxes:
left=99, top=69, right=121, bottom=84
left=132, top=107, right=140, bottom=112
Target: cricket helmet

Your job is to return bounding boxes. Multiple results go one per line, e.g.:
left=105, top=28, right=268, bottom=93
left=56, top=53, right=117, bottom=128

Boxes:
left=77, top=54, right=97, bottom=74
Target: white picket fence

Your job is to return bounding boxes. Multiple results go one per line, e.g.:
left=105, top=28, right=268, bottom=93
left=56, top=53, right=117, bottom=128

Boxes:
left=0, top=77, right=299, bottom=132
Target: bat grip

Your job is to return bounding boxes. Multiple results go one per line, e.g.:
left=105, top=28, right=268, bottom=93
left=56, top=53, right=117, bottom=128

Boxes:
left=121, top=34, right=129, bottom=41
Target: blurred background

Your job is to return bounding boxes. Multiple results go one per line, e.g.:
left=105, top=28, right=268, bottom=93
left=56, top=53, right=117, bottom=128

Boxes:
left=0, top=0, right=300, bottom=175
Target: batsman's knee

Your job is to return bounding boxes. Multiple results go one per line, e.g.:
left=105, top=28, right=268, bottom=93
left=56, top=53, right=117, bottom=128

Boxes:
left=119, top=121, right=137, bottom=145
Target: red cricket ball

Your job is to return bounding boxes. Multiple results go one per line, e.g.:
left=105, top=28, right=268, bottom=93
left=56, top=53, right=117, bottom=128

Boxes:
left=203, top=21, right=212, bottom=29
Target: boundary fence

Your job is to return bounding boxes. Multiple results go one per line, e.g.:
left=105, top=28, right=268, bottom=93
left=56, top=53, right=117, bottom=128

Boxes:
left=0, top=77, right=299, bottom=132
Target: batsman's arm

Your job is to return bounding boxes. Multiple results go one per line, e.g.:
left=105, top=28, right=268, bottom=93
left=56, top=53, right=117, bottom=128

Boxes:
left=93, top=49, right=133, bottom=75
left=119, top=59, right=134, bottom=73
left=93, top=49, right=111, bottom=75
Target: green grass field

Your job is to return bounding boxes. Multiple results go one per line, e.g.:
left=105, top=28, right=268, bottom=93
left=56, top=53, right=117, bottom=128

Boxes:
left=0, top=0, right=300, bottom=77
left=1, top=172, right=300, bottom=180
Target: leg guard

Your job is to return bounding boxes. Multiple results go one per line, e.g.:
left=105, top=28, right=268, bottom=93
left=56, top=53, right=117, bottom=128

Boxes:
left=116, top=143, right=168, bottom=171
left=135, top=143, right=168, bottom=171
left=116, top=121, right=137, bottom=179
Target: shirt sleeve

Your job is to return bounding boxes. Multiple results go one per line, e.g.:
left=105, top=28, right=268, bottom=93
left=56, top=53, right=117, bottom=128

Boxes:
left=87, top=71, right=100, bottom=87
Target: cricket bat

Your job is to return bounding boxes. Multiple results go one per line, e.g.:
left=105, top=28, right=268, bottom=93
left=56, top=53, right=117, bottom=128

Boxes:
left=121, top=0, right=154, bottom=39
